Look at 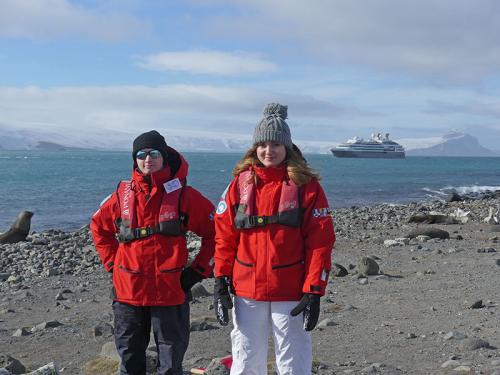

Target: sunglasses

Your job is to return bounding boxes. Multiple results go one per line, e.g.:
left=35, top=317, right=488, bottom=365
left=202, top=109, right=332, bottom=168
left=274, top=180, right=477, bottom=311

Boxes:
left=136, top=149, right=162, bottom=160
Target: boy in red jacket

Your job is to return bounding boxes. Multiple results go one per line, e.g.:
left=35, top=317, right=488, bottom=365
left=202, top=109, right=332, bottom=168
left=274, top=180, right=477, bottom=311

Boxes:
left=91, top=130, right=215, bottom=375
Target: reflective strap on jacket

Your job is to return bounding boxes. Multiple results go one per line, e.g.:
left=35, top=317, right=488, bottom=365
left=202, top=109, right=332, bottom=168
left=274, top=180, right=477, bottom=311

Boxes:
left=234, top=170, right=302, bottom=229
left=116, top=180, right=186, bottom=242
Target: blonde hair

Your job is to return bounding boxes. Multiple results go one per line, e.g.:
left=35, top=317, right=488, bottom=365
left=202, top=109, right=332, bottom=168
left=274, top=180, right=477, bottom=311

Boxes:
left=232, top=145, right=320, bottom=186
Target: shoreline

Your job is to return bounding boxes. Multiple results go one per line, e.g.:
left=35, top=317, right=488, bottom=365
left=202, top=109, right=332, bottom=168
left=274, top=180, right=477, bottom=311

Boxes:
left=1, top=196, right=500, bottom=374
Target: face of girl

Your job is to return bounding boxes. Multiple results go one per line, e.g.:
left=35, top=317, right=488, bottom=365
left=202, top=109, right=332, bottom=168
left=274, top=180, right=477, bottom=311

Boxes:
left=136, top=148, right=164, bottom=175
left=256, top=142, right=287, bottom=167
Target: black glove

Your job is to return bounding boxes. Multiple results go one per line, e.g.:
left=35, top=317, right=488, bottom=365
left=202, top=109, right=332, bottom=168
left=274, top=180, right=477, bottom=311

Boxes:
left=180, top=267, right=204, bottom=292
left=214, top=276, right=233, bottom=326
left=290, top=293, right=321, bottom=331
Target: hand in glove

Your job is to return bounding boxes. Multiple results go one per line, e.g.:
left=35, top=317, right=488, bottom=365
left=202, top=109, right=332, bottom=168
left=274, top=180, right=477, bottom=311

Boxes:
left=180, top=267, right=204, bottom=292
left=214, top=276, right=233, bottom=326
left=290, top=293, right=321, bottom=331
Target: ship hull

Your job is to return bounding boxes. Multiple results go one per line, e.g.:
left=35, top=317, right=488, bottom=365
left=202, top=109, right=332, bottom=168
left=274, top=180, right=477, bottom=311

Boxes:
left=331, top=149, right=405, bottom=159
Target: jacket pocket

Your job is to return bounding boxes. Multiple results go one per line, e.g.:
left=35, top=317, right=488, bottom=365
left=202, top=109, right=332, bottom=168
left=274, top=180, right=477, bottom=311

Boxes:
left=159, top=266, right=184, bottom=274
left=232, top=256, right=255, bottom=296
left=270, top=259, right=305, bottom=299
left=118, top=265, right=141, bottom=274
left=271, top=259, right=304, bottom=270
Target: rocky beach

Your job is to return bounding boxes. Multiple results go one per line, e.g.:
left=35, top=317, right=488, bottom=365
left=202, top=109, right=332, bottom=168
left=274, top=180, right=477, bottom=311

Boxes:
left=1, top=194, right=500, bottom=375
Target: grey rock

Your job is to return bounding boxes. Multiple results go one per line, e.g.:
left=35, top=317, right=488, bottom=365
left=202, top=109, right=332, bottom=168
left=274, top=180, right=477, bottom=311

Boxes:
left=317, top=318, right=337, bottom=328
left=100, top=341, right=120, bottom=361
left=93, top=322, right=114, bottom=338
left=444, top=331, right=467, bottom=340
left=25, top=362, right=58, bottom=375
left=190, top=317, right=218, bottom=332
left=0, top=273, right=10, bottom=281
left=441, top=359, right=460, bottom=368
left=191, top=284, right=211, bottom=298
left=31, top=320, right=63, bottom=332
left=0, top=354, right=26, bottom=374
left=331, top=263, right=348, bottom=277
left=12, top=328, right=30, bottom=337
left=358, top=278, right=369, bottom=285
left=460, top=338, right=492, bottom=351
left=470, top=300, right=484, bottom=309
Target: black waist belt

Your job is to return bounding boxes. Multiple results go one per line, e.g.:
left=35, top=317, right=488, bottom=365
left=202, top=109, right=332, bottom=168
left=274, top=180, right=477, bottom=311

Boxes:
left=247, top=215, right=279, bottom=226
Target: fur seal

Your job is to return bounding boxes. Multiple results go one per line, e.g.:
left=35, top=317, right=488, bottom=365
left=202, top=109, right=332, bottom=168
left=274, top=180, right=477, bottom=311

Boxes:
left=0, top=211, right=34, bottom=244
left=358, top=256, right=380, bottom=276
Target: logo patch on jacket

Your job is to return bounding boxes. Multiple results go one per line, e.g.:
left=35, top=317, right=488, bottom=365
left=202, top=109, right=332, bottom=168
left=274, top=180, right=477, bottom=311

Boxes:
left=216, top=201, right=227, bottom=215
left=164, top=178, right=182, bottom=194
left=312, top=207, right=331, bottom=218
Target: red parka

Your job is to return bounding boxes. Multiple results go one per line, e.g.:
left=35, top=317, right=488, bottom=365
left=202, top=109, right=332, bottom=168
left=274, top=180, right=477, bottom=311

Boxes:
left=214, top=165, right=335, bottom=302
left=90, top=150, right=215, bottom=306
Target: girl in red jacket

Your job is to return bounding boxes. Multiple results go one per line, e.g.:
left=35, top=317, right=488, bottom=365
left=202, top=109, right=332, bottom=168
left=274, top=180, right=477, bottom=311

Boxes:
left=91, top=130, right=215, bottom=375
left=214, top=104, right=335, bottom=375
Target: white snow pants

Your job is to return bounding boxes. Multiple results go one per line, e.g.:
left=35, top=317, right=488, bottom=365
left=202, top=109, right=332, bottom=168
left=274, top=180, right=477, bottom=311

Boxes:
left=230, top=296, right=312, bottom=375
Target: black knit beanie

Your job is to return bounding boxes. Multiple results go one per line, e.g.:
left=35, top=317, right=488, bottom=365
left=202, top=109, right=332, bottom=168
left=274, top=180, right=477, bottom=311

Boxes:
left=132, top=130, right=169, bottom=162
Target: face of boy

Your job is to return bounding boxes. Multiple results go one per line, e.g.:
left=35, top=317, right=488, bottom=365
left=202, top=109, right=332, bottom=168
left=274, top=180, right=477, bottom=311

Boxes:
left=256, top=142, right=287, bottom=167
left=136, top=148, right=164, bottom=175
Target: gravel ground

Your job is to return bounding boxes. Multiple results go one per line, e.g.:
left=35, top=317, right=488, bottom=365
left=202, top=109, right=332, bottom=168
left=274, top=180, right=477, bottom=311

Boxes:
left=1, top=196, right=500, bottom=374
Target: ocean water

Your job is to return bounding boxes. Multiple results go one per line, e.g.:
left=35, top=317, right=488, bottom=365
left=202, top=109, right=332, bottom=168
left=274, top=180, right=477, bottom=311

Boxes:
left=1, top=150, right=499, bottom=231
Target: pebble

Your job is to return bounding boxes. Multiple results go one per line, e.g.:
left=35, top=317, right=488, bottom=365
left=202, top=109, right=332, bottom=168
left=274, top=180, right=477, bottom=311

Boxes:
left=453, top=365, right=471, bottom=373
left=444, top=331, right=467, bottom=340
left=317, top=318, right=337, bottom=328
left=441, top=359, right=460, bottom=368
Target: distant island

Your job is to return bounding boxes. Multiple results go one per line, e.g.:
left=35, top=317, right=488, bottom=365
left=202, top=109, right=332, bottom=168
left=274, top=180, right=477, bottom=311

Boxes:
left=406, top=131, right=498, bottom=157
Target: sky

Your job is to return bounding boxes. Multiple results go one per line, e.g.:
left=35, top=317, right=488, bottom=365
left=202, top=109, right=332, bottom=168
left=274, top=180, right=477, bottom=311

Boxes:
left=1, top=0, right=500, bottom=149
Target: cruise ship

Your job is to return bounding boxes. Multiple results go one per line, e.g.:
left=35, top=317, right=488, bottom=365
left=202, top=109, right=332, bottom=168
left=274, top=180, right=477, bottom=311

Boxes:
left=331, top=133, right=405, bottom=159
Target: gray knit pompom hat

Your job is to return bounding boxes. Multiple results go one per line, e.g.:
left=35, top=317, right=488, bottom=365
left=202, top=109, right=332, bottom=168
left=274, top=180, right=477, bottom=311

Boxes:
left=252, top=103, right=292, bottom=148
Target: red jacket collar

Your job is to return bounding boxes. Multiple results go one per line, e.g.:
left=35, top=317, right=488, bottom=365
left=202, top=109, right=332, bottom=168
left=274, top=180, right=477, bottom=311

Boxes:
left=253, top=164, right=287, bottom=183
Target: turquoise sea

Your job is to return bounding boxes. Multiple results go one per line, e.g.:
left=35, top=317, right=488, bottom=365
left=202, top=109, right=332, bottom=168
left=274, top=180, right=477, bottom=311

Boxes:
left=1, top=150, right=500, bottom=231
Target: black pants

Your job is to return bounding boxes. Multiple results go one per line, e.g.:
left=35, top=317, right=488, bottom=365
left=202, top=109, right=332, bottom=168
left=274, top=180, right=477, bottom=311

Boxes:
left=113, top=301, right=190, bottom=375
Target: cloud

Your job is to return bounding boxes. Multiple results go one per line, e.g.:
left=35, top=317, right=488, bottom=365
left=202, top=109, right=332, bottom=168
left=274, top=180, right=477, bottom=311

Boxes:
left=0, top=85, right=357, bottom=139
left=137, top=50, right=278, bottom=76
left=426, top=99, right=500, bottom=117
left=200, top=0, right=500, bottom=84
left=0, top=0, right=148, bottom=41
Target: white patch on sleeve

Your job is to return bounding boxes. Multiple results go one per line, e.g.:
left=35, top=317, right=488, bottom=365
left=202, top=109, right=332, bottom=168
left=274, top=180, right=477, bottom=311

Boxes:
left=209, top=257, right=214, bottom=266
left=321, top=269, right=329, bottom=281
left=216, top=201, right=227, bottom=215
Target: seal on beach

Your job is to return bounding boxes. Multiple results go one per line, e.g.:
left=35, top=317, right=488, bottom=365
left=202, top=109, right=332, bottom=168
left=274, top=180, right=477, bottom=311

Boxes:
left=0, top=210, right=34, bottom=244
left=406, top=227, right=450, bottom=239
left=358, top=256, right=380, bottom=276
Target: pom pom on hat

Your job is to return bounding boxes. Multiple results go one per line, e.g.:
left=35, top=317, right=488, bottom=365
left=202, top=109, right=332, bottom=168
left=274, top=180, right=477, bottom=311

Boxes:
left=253, top=103, right=292, bottom=148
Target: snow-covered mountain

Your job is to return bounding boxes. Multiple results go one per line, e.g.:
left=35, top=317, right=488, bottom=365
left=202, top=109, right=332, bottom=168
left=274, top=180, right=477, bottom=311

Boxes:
left=405, top=131, right=498, bottom=157
left=0, top=124, right=335, bottom=154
